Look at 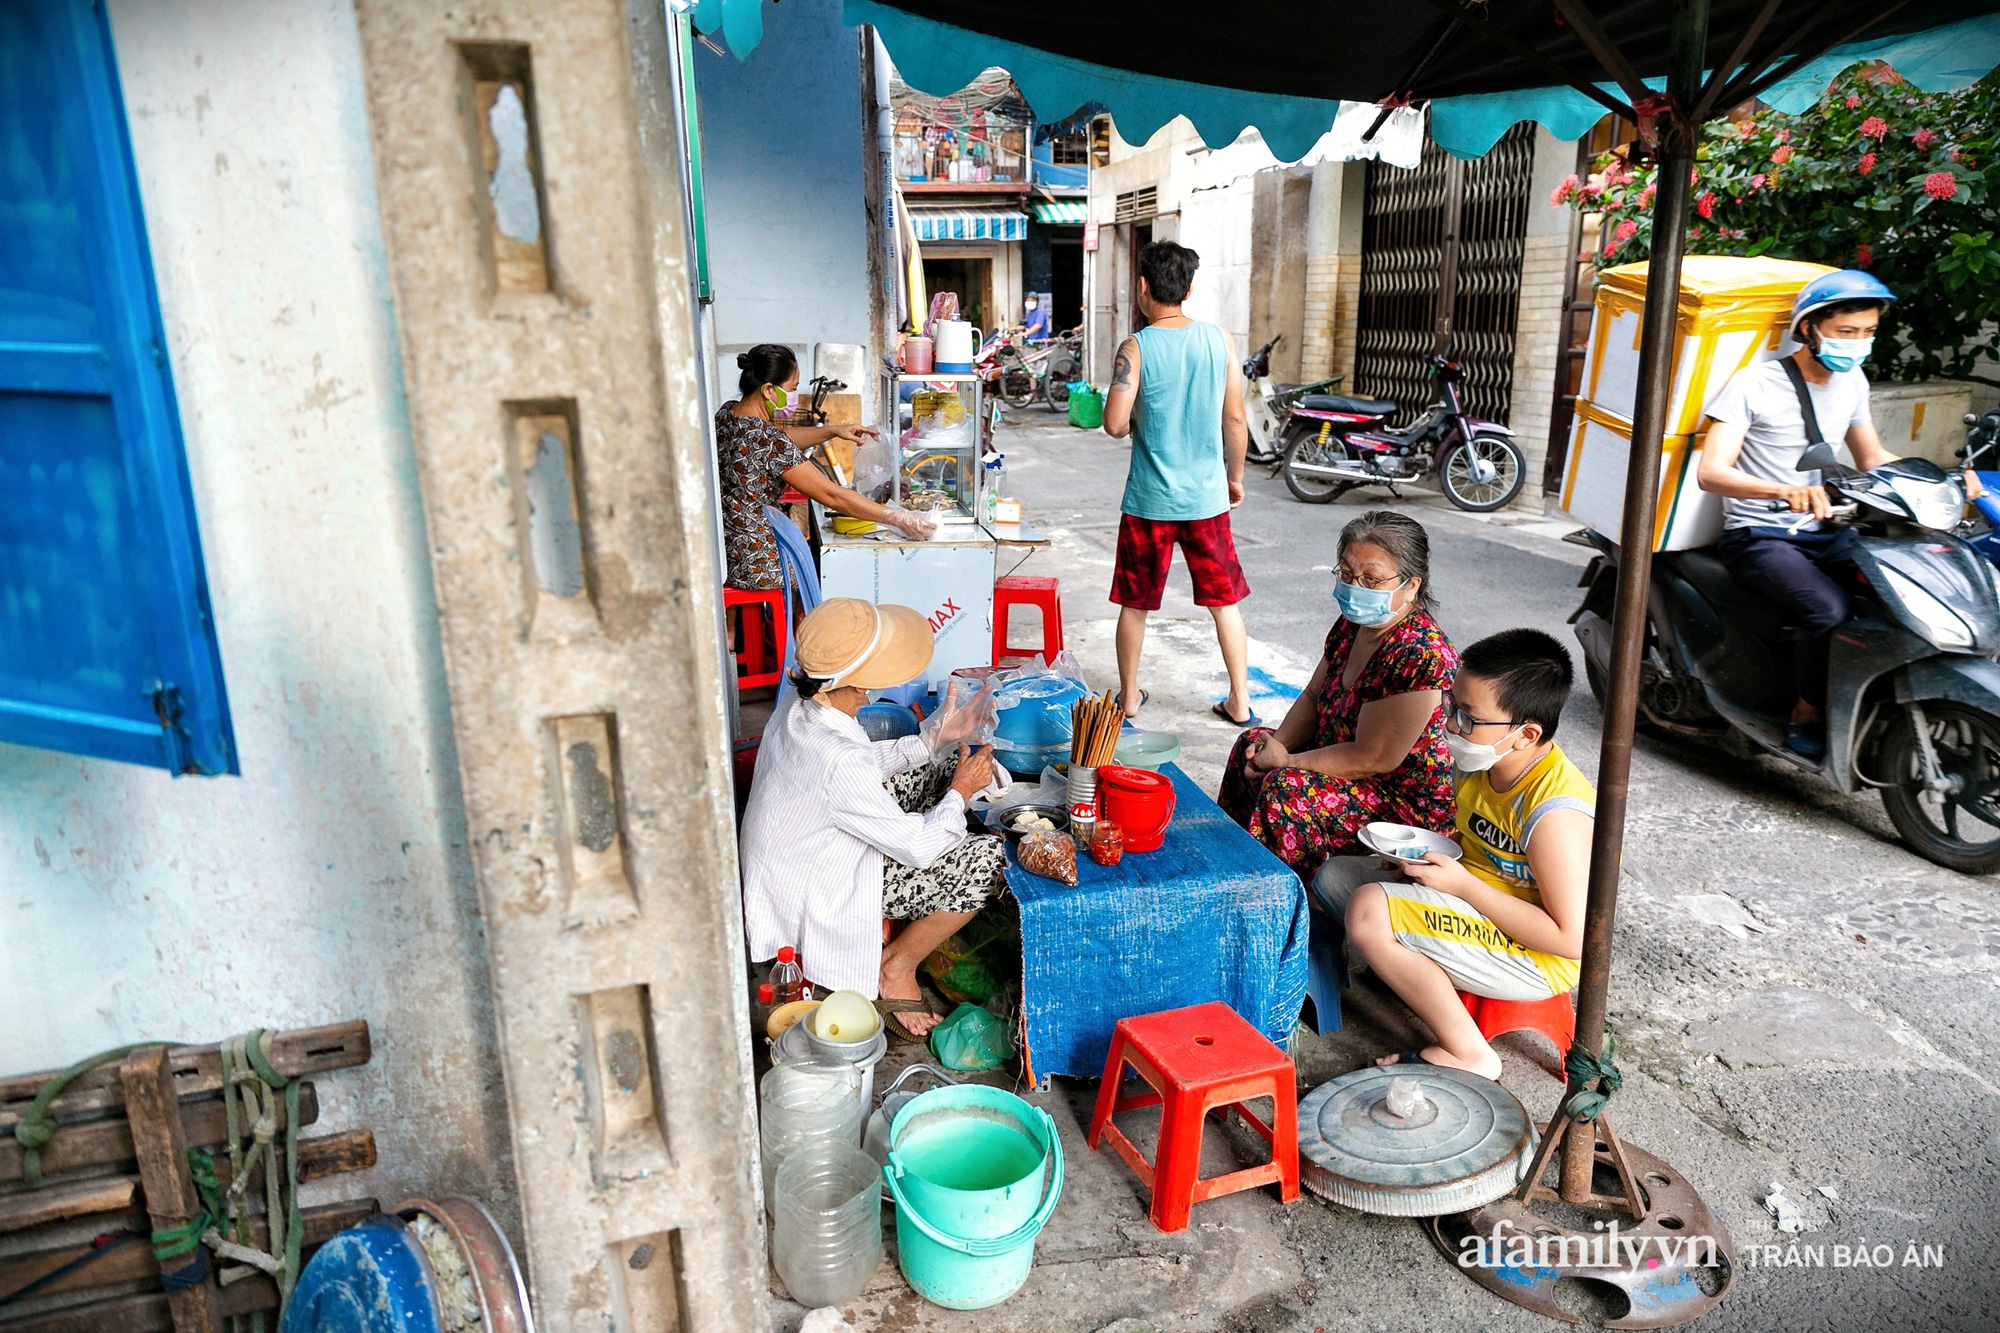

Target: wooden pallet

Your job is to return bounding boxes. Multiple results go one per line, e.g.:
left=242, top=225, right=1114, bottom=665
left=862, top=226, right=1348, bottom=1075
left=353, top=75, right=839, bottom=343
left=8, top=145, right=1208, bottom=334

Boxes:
left=0, top=1023, right=376, bottom=1332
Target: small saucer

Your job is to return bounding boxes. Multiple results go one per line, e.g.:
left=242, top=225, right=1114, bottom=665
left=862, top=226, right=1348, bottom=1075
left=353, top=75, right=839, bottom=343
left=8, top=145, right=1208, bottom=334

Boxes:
left=1359, top=822, right=1462, bottom=863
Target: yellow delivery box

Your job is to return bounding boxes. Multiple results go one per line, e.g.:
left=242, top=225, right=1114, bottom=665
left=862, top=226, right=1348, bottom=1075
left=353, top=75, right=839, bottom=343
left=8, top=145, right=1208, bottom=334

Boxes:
left=1560, top=256, right=1834, bottom=550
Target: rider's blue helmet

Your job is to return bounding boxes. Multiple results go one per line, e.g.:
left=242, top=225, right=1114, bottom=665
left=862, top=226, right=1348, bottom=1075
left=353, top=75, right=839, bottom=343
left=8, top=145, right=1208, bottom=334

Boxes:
left=1790, top=269, right=1895, bottom=337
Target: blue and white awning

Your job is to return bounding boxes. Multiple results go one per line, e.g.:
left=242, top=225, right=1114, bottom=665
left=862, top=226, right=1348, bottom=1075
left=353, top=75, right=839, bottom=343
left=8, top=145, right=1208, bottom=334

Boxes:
left=909, top=207, right=1029, bottom=243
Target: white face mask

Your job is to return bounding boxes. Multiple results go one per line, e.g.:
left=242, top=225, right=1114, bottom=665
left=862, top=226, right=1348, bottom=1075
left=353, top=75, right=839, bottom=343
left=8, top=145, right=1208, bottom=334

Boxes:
left=1444, top=726, right=1524, bottom=773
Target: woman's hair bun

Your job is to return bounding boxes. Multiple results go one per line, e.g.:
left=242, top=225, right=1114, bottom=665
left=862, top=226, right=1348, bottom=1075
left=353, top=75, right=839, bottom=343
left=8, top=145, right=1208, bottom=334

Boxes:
left=736, top=352, right=751, bottom=368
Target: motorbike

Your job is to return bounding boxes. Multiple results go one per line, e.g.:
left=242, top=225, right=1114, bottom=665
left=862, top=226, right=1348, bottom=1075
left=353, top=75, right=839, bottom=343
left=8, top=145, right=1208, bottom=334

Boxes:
left=1571, top=441, right=2000, bottom=874
left=1278, top=354, right=1527, bottom=512
left=1241, top=333, right=1342, bottom=466
left=990, top=326, right=1084, bottom=410
left=1955, top=405, right=2000, bottom=567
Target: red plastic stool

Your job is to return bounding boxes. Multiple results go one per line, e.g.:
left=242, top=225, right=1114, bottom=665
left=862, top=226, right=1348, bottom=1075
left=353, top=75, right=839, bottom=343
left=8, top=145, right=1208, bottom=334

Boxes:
left=991, top=575, right=1064, bottom=666
left=1457, top=990, right=1576, bottom=1056
left=722, top=586, right=786, bottom=690
left=1086, top=1001, right=1300, bottom=1233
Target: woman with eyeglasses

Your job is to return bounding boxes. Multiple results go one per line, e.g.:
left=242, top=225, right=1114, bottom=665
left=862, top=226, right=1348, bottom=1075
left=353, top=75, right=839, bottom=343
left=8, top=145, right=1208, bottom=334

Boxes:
left=1217, top=510, right=1457, bottom=880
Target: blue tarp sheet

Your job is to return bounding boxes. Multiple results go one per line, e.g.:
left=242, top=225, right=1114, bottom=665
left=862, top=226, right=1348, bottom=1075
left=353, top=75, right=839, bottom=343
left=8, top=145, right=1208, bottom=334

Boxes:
left=1011, top=763, right=1312, bottom=1083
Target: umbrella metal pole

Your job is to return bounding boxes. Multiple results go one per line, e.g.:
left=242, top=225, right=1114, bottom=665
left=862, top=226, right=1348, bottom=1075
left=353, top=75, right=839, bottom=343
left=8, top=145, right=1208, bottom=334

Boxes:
left=1558, top=1, right=1706, bottom=1206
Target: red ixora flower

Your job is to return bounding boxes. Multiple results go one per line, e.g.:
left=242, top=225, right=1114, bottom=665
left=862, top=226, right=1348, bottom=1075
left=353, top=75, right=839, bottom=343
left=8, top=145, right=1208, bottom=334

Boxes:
left=1924, top=171, right=1959, bottom=200
left=1615, top=220, right=1638, bottom=243
left=1860, top=116, right=1888, bottom=139
left=1771, top=144, right=1793, bottom=164
left=1750, top=173, right=1767, bottom=189
left=1913, top=128, right=1938, bottom=148
left=1550, top=174, right=1578, bottom=206
left=1855, top=242, right=1874, bottom=268
left=1845, top=94, right=1862, bottom=108
left=1640, top=183, right=1656, bottom=206
left=1774, top=129, right=1790, bottom=143
left=1858, top=152, right=1877, bottom=174
left=1696, top=191, right=1716, bottom=218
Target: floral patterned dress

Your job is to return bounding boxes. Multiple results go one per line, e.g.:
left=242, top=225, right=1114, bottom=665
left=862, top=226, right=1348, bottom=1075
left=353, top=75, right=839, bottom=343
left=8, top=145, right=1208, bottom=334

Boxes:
left=716, top=405, right=806, bottom=589
left=1217, top=610, right=1458, bottom=881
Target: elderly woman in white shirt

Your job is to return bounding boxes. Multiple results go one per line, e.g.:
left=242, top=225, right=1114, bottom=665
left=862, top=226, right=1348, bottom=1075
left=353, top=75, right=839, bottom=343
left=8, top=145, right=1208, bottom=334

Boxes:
left=741, top=598, right=1007, bottom=1039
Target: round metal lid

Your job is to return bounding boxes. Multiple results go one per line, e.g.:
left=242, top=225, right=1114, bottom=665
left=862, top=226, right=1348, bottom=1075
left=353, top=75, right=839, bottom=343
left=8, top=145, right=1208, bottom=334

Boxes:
left=1298, top=1065, right=1533, bottom=1217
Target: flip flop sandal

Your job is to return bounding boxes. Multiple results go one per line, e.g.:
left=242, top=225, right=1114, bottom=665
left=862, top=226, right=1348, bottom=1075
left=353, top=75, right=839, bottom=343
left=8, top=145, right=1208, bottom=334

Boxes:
left=1211, top=701, right=1260, bottom=727
left=1115, top=688, right=1149, bottom=716
left=874, top=996, right=936, bottom=1044
left=1378, top=1050, right=1431, bottom=1068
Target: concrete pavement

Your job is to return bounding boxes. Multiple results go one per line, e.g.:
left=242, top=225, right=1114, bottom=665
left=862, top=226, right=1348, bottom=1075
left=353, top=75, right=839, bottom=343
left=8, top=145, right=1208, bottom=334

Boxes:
left=772, top=415, right=2000, bottom=1332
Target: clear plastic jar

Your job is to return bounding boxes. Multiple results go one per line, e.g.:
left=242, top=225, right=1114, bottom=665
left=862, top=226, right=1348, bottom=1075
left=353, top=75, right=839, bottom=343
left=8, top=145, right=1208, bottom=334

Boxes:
left=759, top=1058, right=863, bottom=1210
left=770, top=1142, right=883, bottom=1307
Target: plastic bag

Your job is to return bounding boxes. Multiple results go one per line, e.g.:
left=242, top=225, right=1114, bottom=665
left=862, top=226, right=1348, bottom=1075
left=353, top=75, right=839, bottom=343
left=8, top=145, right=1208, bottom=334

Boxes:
left=1017, top=830, right=1078, bottom=885
left=851, top=438, right=893, bottom=499
left=990, top=662, right=1091, bottom=755
left=929, top=1002, right=1016, bottom=1071
left=919, top=676, right=1000, bottom=753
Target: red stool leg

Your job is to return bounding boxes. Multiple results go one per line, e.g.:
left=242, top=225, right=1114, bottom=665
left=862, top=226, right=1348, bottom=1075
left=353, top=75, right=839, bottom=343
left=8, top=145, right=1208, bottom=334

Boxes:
left=1271, top=1073, right=1300, bottom=1203
left=1087, top=1034, right=1129, bottom=1151
left=1147, top=1084, right=1207, bottom=1233
left=990, top=587, right=1012, bottom=667
left=1042, top=585, right=1064, bottom=662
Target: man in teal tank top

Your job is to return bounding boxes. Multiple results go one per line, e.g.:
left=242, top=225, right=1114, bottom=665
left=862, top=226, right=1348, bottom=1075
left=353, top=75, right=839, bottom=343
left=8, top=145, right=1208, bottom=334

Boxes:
left=1102, top=241, right=1256, bottom=726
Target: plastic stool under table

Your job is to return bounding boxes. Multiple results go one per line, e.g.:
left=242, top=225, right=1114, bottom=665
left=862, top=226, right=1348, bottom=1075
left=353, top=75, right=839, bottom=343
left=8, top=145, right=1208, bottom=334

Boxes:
left=1086, top=1001, right=1300, bottom=1233
left=722, top=586, right=786, bottom=690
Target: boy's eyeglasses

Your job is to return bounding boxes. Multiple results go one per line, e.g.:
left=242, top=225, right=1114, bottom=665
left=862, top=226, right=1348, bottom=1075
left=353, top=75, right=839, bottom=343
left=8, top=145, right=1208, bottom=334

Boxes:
left=1442, top=690, right=1517, bottom=736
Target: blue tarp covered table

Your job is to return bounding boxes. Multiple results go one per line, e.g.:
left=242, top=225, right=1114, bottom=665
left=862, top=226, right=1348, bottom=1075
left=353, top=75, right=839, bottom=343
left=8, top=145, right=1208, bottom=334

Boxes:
left=1009, top=762, right=1313, bottom=1084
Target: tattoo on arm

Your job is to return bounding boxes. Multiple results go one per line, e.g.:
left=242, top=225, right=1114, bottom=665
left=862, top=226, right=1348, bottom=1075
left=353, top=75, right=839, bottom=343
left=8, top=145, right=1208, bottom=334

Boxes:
left=1112, top=338, right=1136, bottom=390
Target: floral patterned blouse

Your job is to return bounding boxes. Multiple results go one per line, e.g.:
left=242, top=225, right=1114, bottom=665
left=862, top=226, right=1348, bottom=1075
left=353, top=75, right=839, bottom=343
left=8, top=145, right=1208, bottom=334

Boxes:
left=716, top=405, right=806, bottom=590
left=1315, top=609, right=1458, bottom=813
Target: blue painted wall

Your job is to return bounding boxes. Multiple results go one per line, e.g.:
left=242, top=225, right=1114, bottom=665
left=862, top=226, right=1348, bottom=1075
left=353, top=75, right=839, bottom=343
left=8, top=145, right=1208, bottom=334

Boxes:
left=696, top=1, right=872, bottom=364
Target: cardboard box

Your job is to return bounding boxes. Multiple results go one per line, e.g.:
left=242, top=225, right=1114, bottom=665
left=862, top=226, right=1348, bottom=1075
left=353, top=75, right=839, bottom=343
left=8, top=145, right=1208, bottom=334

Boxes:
left=1562, top=255, right=1835, bottom=550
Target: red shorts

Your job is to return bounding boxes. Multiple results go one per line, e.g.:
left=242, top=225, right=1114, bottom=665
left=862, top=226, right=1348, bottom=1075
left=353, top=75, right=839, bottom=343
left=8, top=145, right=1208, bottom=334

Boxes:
left=1110, top=512, right=1250, bottom=610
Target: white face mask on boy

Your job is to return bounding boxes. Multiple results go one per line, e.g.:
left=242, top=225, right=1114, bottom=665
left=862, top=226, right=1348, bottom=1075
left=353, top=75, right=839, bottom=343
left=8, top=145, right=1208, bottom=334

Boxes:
left=1444, top=726, right=1525, bottom=773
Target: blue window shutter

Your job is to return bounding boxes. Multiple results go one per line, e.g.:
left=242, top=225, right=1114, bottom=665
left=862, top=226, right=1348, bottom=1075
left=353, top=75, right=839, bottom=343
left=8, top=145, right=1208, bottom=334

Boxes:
left=0, top=0, right=235, bottom=775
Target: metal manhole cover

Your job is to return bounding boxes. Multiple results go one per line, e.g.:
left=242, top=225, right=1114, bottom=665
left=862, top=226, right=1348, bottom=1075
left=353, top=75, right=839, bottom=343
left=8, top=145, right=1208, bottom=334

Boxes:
left=1298, top=1065, right=1533, bottom=1216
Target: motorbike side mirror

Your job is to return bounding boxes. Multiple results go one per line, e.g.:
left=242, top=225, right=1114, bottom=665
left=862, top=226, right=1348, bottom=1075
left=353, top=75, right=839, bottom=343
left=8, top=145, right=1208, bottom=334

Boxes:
left=1796, top=442, right=1842, bottom=473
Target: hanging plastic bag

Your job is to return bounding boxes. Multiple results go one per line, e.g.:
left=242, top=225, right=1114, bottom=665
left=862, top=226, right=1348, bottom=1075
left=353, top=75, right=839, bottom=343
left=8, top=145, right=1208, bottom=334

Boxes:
left=851, top=437, right=893, bottom=500
left=990, top=665, right=1090, bottom=756
left=929, top=1002, right=1016, bottom=1071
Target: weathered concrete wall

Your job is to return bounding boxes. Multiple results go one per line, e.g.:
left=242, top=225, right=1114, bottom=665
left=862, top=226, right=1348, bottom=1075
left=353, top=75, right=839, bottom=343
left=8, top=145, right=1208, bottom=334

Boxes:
left=1302, top=160, right=1366, bottom=386
left=1249, top=166, right=1310, bottom=383
left=698, top=3, right=870, bottom=372
left=348, top=1, right=763, bottom=1328
left=0, top=0, right=515, bottom=1223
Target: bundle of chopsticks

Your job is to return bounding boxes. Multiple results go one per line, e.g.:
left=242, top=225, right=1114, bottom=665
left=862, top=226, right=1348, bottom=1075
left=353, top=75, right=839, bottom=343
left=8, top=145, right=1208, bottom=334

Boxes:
left=1069, top=691, right=1123, bottom=768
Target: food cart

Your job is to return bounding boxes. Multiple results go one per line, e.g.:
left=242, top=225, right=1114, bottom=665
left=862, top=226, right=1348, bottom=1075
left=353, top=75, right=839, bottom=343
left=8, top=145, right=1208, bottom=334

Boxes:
left=816, top=370, right=1046, bottom=690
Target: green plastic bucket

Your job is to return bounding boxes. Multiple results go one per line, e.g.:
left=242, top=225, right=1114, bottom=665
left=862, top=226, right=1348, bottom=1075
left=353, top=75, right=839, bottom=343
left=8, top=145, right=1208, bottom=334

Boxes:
left=1066, top=383, right=1103, bottom=429
left=882, top=1084, right=1064, bottom=1309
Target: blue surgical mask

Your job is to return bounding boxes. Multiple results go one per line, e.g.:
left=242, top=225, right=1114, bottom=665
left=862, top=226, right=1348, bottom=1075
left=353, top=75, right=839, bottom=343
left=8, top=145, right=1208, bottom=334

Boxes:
left=1333, top=578, right=1405, bottom=627
left=1814, top=337, right=1873, bottom=374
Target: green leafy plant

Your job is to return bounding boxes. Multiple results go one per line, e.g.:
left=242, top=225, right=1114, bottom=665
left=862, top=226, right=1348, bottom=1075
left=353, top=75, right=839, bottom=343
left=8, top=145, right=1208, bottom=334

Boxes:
left=1553, top=65, right=2000, bottom=386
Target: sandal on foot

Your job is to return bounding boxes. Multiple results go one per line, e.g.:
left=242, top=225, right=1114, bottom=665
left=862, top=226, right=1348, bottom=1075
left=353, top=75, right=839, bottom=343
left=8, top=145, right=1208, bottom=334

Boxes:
left=1116, top=688, right=1149, bottom=716
left=1377, top=1050, right=1430, bottom=1068
left=874, top=996, right=935, bottom=1044
left=1211, top=701, right=1260, bottom=727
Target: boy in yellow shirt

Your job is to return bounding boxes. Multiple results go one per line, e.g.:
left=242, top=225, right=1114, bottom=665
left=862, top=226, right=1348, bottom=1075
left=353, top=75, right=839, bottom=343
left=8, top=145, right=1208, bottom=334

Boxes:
left=1342, top=628, right=1593, bottom=1080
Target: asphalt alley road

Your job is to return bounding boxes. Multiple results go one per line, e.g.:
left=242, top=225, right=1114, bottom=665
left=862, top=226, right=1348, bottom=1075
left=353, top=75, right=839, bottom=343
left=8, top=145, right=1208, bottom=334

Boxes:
left=978, top=414, right=2000, bottom=1333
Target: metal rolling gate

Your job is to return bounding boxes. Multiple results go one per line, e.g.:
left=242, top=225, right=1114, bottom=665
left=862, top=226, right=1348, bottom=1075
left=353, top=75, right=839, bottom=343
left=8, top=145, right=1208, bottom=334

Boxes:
left=1354, top=124, right=1534, bottom=426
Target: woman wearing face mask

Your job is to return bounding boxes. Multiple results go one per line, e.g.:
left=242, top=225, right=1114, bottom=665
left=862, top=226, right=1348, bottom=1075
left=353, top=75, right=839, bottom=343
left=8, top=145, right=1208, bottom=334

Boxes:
left=718, top=344, right=934, bottom=591
left=1695, top=271, right=1899, bottom=760
left=1216, top=511, right=1458, bottom=880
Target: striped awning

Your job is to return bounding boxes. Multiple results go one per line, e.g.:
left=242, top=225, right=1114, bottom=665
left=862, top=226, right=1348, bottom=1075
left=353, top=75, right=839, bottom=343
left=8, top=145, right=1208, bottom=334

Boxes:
left=1031, top=200, right=1087, bottom=225
left=908, top=207, right=1028, bottom=243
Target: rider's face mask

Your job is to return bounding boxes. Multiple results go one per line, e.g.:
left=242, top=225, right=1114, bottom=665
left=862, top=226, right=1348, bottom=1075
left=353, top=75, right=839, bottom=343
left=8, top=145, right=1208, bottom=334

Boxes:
left=1813, top=335, right=1874, bottom=374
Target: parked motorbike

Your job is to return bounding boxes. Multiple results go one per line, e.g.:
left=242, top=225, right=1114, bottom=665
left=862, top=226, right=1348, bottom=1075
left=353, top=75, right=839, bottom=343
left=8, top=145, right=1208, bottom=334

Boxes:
left=1955, top=406, right=2000, bottom=567
left=1241, top=334, right=1342, bottom=466
left=1278, top=354, right=1526, bottom=512
left=990, top=327, right=1083, bottom=410
left=1571, top=441, right=2000, bottom=874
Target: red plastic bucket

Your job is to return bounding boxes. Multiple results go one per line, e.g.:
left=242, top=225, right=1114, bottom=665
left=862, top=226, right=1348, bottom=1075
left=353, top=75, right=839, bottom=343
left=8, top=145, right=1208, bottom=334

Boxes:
left=1096, top=765, right=1175, bottom=853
